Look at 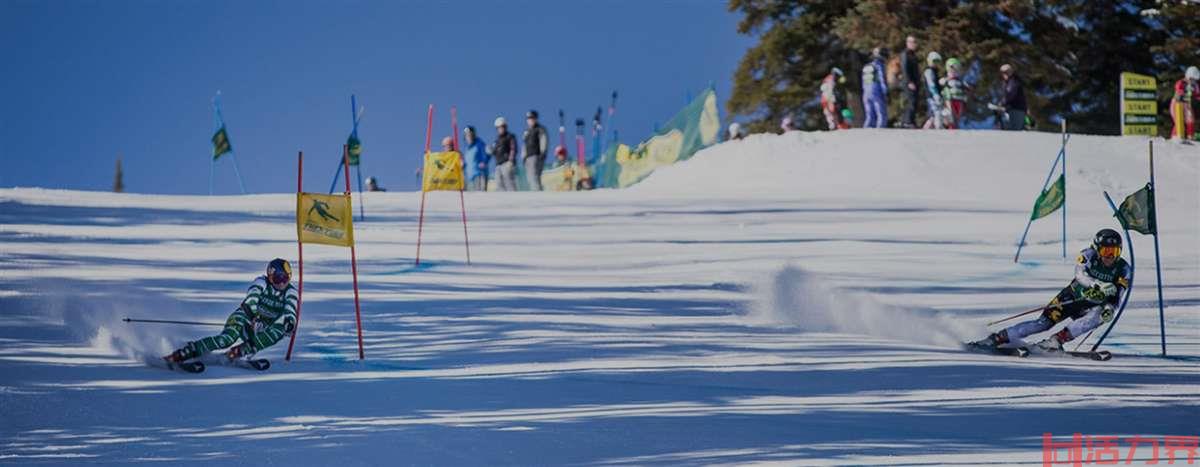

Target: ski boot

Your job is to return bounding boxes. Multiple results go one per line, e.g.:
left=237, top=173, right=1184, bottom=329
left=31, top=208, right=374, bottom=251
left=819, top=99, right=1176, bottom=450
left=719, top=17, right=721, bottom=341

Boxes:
left=967, top=330, right=1008, bottom=349
left=1033, top=329, right=1071, bottom=353
left=163, top=343, right=197, bottom=363
left=224, top=343, right=250, bottom=361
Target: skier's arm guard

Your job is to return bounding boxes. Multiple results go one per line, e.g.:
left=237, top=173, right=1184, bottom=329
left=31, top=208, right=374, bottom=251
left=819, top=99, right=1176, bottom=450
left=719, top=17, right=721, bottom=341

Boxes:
left=240, top=278, right=269, bottom=317
left=1073, top=251, right=1099, bottom=289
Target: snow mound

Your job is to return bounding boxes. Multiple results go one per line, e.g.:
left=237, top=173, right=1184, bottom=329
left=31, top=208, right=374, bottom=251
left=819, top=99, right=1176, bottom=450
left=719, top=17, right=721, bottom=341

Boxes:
left=632, top=130, right=1198, bottom=210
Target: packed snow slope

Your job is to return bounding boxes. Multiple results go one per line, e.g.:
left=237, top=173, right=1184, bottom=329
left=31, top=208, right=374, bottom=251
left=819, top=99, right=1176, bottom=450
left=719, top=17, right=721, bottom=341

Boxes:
left=1, top=129, right=1197, bottom=465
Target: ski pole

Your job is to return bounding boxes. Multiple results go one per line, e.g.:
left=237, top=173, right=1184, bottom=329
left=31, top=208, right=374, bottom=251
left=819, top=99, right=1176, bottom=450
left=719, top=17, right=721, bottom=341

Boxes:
left=986, top=299, right=1080, bottom=327
left=1072, top=328, right=1096, bottom=352
left=123, top=317, right=225, bottom=327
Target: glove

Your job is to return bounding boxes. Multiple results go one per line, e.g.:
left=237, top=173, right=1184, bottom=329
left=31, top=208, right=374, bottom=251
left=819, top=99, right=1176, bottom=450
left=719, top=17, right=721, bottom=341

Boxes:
left=1101, top=304, right=1115, bottom=323
left=1098, top=282, right=1118, bottom=297
left=1082, top=284, right=1107, bottom=302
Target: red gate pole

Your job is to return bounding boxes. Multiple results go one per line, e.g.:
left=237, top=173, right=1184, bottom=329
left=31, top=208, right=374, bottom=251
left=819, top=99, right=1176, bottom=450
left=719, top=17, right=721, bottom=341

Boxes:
left=415, top=105, right=433, bottom=266
left=450, top=106, right=470, bottom=264
left=286, top=151, right=304, bottom=361
left=343, top=145, right=365, bottom=360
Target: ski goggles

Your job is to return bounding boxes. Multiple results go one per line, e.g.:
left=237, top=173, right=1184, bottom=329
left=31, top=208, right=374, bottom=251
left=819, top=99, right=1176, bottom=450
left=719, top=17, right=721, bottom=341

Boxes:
left=1097, top=245, right=1121, bottom=259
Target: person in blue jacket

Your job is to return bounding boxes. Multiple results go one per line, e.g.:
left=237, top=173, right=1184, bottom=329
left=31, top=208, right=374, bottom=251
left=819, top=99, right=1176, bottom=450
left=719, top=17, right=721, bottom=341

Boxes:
left=462, top=126, right=490, bottom=191
left=862, top=47, right=889, bottom=128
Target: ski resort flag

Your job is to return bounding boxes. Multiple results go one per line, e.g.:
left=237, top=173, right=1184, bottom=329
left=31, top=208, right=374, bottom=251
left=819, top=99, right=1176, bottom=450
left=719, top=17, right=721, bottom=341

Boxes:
left=347, top=134, right=362, bottom=166
left=422, top=151, right=464, bottom=191
left=212, top=126, right=232, bottom=160
left=1030, top=174, right=1065, bottom=220
left=297, top=192, right=355, bottom=247
left=1116, top=183, right=1156, bottom=235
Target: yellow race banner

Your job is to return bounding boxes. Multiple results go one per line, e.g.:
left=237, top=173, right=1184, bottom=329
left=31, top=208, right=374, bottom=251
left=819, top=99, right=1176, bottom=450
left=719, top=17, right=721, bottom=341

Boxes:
left=1120, top=72, right=1157, bottom=136
left=422, top=151, right=465, bottom=191
left=297, top=192, right=355, bottom=247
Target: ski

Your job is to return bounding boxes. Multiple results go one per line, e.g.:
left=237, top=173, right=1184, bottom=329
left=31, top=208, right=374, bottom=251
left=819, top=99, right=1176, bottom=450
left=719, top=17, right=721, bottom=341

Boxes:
left=235, top=358, right=271, bottom=371
left=963, top=342, right=1029, bottom=358
left=186, top=353, right=272, bottom=371
left=160, top=358, right=206, bottom=373
left=205, top=354, right=271, bottom=371
left=1023, top=348, right=1112, bottom=361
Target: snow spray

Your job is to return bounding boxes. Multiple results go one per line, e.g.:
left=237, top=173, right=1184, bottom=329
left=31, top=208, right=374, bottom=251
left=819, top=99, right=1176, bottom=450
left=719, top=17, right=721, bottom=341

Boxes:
left=747, top=265, right=972, bottom=347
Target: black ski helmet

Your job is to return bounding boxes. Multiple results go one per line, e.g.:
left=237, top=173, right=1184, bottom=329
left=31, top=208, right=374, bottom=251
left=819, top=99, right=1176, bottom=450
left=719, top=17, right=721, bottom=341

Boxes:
left=267, top=258, right=292, bottom=286
left=1093, top=229, right=1121, bottom=248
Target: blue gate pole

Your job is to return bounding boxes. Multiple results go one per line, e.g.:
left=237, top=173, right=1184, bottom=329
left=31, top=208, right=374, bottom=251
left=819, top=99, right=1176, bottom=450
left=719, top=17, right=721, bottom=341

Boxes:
left=214, top=95, right=246, bottom=194
left=1061, top=120, right=1068, bottom=258
left=356, top=164, right=365, bottom=222
left=229, top=152, right=247, bottom=194
left=1091, top=191, right=1135, bottom=352
left=1014, top=149, right=1064, bottom=262
left=1148, top=141, right=1165, bottom=356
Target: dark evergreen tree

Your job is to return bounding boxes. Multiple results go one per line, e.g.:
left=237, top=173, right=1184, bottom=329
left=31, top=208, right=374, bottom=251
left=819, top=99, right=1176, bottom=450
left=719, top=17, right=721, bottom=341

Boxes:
left=728, top=0, right=1195, bottom=135
left=1150, top=2, right=1200, bottom=136
left=113, top=156, right=124, bottom=193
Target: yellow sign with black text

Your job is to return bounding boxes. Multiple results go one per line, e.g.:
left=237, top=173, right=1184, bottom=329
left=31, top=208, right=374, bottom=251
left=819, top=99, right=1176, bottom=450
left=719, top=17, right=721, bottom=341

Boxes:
left=422, top=151, right=465, bottom=192
left=297, top=192, right=355, bottom=247
left=1120, top=72, right=1157, bottom=137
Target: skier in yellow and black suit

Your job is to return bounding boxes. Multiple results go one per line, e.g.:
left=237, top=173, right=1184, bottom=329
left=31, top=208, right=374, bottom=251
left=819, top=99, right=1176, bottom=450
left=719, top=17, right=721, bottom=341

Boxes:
left=972, top=229, right=1130, bottom=352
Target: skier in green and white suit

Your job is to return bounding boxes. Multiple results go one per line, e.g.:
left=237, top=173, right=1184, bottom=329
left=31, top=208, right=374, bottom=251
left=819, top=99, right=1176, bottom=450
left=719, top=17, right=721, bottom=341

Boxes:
left=165, top=258, right=298, bottom=363
left=972, top=229, right=1130, bottom=352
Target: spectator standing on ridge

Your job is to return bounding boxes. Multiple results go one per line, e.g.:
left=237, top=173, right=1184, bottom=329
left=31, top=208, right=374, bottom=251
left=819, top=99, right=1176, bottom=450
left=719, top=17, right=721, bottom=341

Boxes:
left=521, top=110, right=549, bottom=191
left=491, top=117, right=519, bottom=191
left=999, top=63, right=1027, bottom=131
left=899, top=36, right=922, bottom=128
left=553, top=145, right=568, bottom=167
left=463, top=126, right=489, bottom=191
left=820, top=67, right=846, bottom=130
left=727, top=122, right=744, bottom=141
left=862, top=47, right=889, bottom=128
left=780, top=116, right=797, bottom=132
left=941, top=57, right=970, bottom=129
left=922, top=52, right=945, bottom=129
left=1171, top=66, right=1199, bottom=142
left=365, top=176, right=386, bottom=192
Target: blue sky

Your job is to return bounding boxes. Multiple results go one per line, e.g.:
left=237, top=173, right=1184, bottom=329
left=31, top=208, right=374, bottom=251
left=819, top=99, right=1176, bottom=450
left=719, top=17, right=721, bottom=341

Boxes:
left=0, top=0, right=752, bottom=193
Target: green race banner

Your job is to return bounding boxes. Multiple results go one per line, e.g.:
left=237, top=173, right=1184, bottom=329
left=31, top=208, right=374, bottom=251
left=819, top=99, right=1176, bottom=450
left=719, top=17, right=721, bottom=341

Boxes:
left=212, top=126, right=232, bottom=160
left=1030, top=174, right=1065, bottom=220
left=1116, top=183, right=1156, bottom=235
left=596, top=88, right=721, bottom=189
left=347, top=134, right=362, bottom=166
